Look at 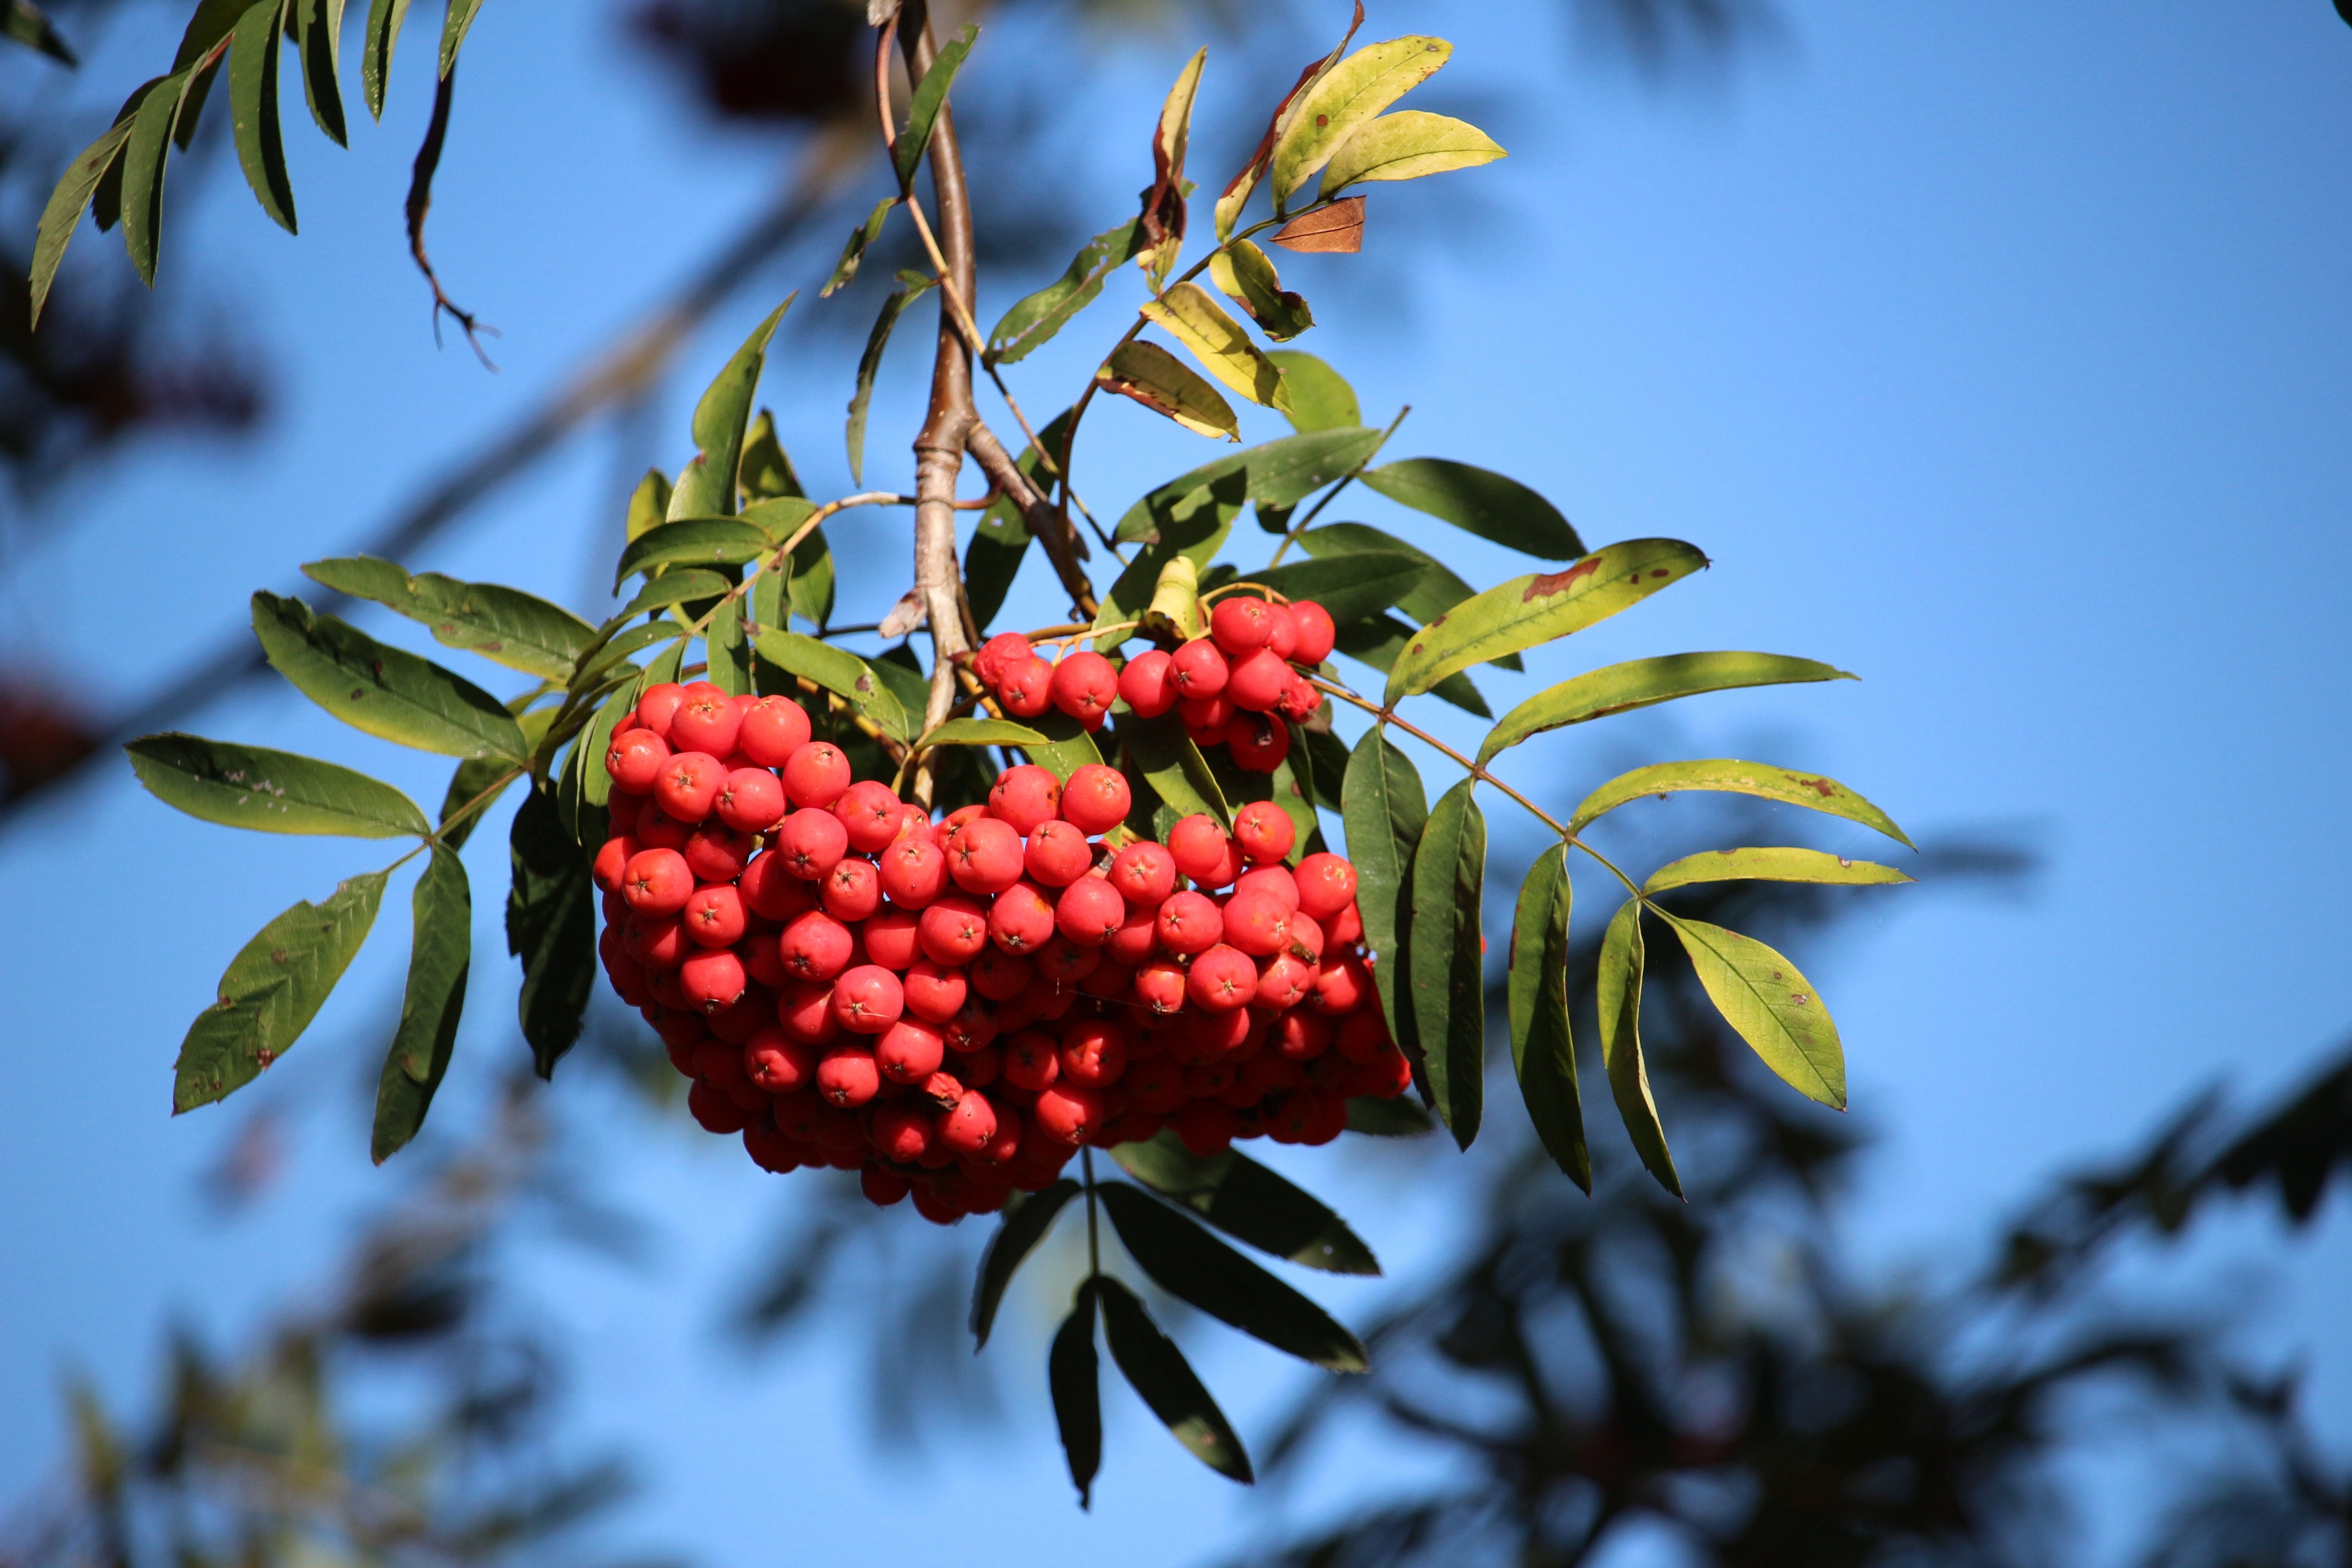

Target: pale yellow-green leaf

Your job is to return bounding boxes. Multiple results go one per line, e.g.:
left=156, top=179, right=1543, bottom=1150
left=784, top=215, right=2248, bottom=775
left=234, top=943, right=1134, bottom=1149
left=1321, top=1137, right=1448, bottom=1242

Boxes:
left=1139, top=283, right=1291, bottom=411
left=1269, top=36, right=1452, bottom=207
left=1319, top=110, right=1503, bottom=197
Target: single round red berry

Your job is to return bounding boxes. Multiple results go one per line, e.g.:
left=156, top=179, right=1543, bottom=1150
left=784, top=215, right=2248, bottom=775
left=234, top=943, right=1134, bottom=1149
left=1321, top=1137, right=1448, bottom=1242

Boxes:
left=781, top=741, right=851, bottom=808
left=1170, top=638, right=1229, bottom=699
left=668, top=682, right=743, bottom=756
left=740, top=851, right=814, bottom=921
left=680, top=946, right=748, bottom=1014
left=946, top=816, right=1025, bottom=895
left=778, top=910, right=854, bottom=981
left=833, top=779, right=904, bottom=854
left=996, top=657, right=1053, bottom=717
left=876, top=1018, right=947, bottom=1083
left=902, top=959, right=968, bottom=1023
left=989, top=881, right=1058, bottom=954
left=1294, top=853, right=1357, bottom=920
left=1002, top=1030, right=1061, bottom=1092
left=861, top=907, right=921, bottom=970
left=1226, top=647, right=1291, bottom=713
left=1275, top=674, right=1321, bottom=723
left=1275, top=1010, right=1333, bottom=1062
left=1223, top=888, right=1292, bottom=957
left=1105, top=907, right=1159, bottom=968
left=593, top=833, right=640, bottom=894
left=1232, top=800, right=1296, bottom=864
left=988, top=764, right=1063, bottom=835
left=817, top=1045, right=881, bottom=1107
left=683, top=821, right=755, bottom=882
left=1228, top=711, right=1291, bottom=773
left=682, top=883, right=748, bottom=948
left=1033, top=934, right=1102, bottom=984
left=776, top=808, right=848, bottom=881
left=1288, top=600, right=1337, bottom=665
left=1167, top=815, right=1234, bottom=885
left=622, top=912, right=687, bottom=969
left=1311, top=954, right=1371, bottom=1014
left=775, top=979, right=841, bottom=1046
left=1173, top=1099, right=1237, bottom=1156
left=1059, top=764, right=1130, bottom=836
left=1032, top=1084, right=1105, bottom=1146
left=820, top=857, right=881, bottom=922
left=1255, top=952, right=1315, bottom=1010
left=715, top=767, right=785, bottom=833
left=635, top=682, right=686, bottom=739
left=943, top=999, right=1000, bottom=1054
left=745, top=1026, right=819, bottom=1092
left=1155, top=890, right=1223, bottom=956
left=1049, top=652, right=1118, bottom=728
left=604, top=728, right=670, bottom=794
left=861, top=1164, right=913, bottom=1205
left=1058, top=1019, right=1130, bottom=1089
left=877, top=836, right=948, bottom=909
left=1108, top=840, right=1177, bottom=906
left=1055, top=877, right=1126, bottom=948
left=1265, top=602, right=1299, bottom=661
left=1234, top=863, right=1300, bottom=911
left=1023, top=820, right=1094, bottom=887
left=1187, top=944, right=1258, bottom=1012
left=938, top=1091, right=998, bottom=1155
left=1133, top=959, right=1189, bottom=1016
left=654, top=751, right=726, bottom=821
left=918, top=896, right=990, bottom=965
left=1210, top=596, right=1276, bottom=656
left=736, top=695, right=812, bottom=766
left=635, top=799, right=691, bottom=850
left=1117, top=649, right=1178, bottom=716
left=969, top=947, right=1034, bottom=1003
left=622, top=848, right=694, bottom=915
left=831, top=965, right=904, bottom=1034
left=1335, top=1009, right=1393, bottom=1064
left=975, top=632, right=1035, bottom=688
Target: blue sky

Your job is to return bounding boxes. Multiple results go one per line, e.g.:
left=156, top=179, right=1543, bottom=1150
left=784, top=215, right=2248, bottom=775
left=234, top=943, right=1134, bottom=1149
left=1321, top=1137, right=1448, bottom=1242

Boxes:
left=2, top=1, right=2349, bottom=1562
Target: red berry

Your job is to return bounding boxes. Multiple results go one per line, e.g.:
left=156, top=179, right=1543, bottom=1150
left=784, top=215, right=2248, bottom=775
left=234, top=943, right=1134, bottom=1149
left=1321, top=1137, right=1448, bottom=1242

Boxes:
left=833, top=779, right=904, bottom=854
left=1275, top=1010, right=1333, bottom=1061
left=654, top=752, right=726, bottom=821
left=862, top=906, right=921, bottom=970
left=861, top=1164, right=913, bottom=1205
left=1226, top=647, right=1291, bottom=713
left=622, top=913, right=688, bottom=969
left=943, top=999, right=1000, bottom=1054
left=1294, top=853, right=1358, bottom=921
left=740, top=852, right=815, bottom=921
left=877, top=1018, right=947, bottom=1083
left=1032, top=1084, right=1105, bottom=1146
left=1170, top=638, right=1229, bottom=699
left=1311, top=954, right=1371, bottom=1014
left=1172, top=1099, right=1237, bottom=1156
left=989, top=881, right=1059, bottom=954
left=1187, top=945, right=1258, bottom=1012
left=1060, top=764, right=1131, bottom=836
left=745, top=1027, right=819, bottom=1093
left=688, top=1080, right=750, bottom=1134
left=970, top=947, right=1034, bottom=1003
left=1336, top=1009, right=1392, bottom=1064
left=1265, top=603, right=1299, bottom=661
left=669, top=682, right=744, bottom=755
left=634, top=800, right=691, bottom=850
left=1234, top=863, right=1300, bottom=911
left=1177, top=692, right=1235, bottom=736
left=682, top=883, right=748, bottom=948
left=1255, top=952, right=1316, bottom=1010
left=1048, top=652, right=1118, bottom=728
left=776, top=980, right=841, bottom=1046
left=1058, top=1019, right=1130, bottom=1089
left=636, top=682, right=686, bottom=739
left=988, top=764, right=1063, bottom=835
left=1285, top=911, right=1325, bottom=966
left=1108, top=840, right=1177, bottom=906
left=1167, top=815, right=1235, bottom=886
left=593, top=834, right=640, bottom=893
left=877, top=836, right=948, bottom=909
left=1134, top=959, right=1190, bottom=1016
left=996, top=657, right=1054, bottom=717
left=1117, top=649, right=1178, bottom=717
left=683, top=821, right=755, bottom=882
left=1326, top=899, right=1364, bottom=946
left=1232, top=800, right=1296, bottom=864
left=902, top=959, right=968, bottom=1023
left=1210, top=596, right=1277, bottom=656
left=938, top=1091, right=998, bottom=1155
left=781, top=741, right=851, bottom=808
left=775, top=808, right=848, bottom=881
left=817, top=1046, right=882, bottom=1107
left=1002, top=1031, right=1061, bottom=1091
left=621, top=848, right=694, bottom=915
left=820, top=857, right=881, bottom=922
left=1155, top=890, right=1223, bottom=956
left=1023, top=820, right=1094, bottom=887
left=604, top=729, right=670, bottom=794
left=1288, top=600, right=1337, bottom=665
left=778, top=911, right=854, bottom=981
left=736, top=695, right=812, bottom=766
left=1126, top=1056, right=1190, bottom=1114
left=1275, top=674, right=1321, bottom=723
left=918, top=896, right=990, bottom=965
left=1105, top=907, right=1159, bottom=968
left=1228, top=712, right=1290, bottom=773
left=831, top=965, right=904, bottom=1034
left=714, top=767, right=785, bottom=833
left=1222, top=888, right=1292, bottom=957
left=946, top=816, right=1025, bottom=895
left=1052, top=877, right=1123, bottom=947
left=1033, top=934, right=1102, bottom=984
left=934, top=804, right=987, bottom=849
left=975, top=631, right=1035, bottom=688
left=680, top=947, right=748, bottom=1013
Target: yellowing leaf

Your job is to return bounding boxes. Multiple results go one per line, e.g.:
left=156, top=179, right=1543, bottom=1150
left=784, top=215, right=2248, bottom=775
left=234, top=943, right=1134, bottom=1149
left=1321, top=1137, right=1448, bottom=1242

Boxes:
left=1096, top=340, right=1239, bottom=440
left=1269, top=36, right=1452, bottom=208
left=1138, top=283, right=1291, bottom=411
left=1320, top=110, right=1504, bottom=197
left=1568, top=759, right=1913, bottom=848
left=1207, top=240, right=1314, bottom=341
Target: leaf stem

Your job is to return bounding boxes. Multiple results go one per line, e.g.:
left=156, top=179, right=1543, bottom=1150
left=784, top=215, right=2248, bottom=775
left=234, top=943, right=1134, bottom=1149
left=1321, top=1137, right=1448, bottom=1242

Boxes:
left=1081, top=1146, right=1102, bottom=1280
left=426, top=764, right=525, bottom=849
left=1265, top=403, right=1411, bottom=568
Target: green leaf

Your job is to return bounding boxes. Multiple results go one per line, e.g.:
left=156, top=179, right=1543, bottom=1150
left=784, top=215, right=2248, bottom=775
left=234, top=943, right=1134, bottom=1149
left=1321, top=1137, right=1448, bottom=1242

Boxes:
left=618, top=568, right=730, bottom=617
left=293, top=0, right=347, bottom=147
left=4, top=0, right=76, bottom=64
left=1332, top=613, right=1490, bottom=717
left=1136, top=45, right=1205, bottom=292
left=985, top=217, right=1144, bottom=367
left=1321, top=109, right=1504, bottom=197
left=252, top=592, right=528, bottom=761
left=612, top=518, right=773, bottom=590
left=1095, top=1277, right=1253, bottom=1484
left=846, top=270, right=934, bottom=486
left=1265, top=351, right=1359, bottom=433
left=1296, top=521, right=1500, bottom=635
left=627, top=467, right=672, bottom=537
left=507, top=786, right=593, bottom=1078
left=436, top=755, right=517, bottom=851
left=1207, top=240, right=1313, bottom=342
left=1346, top=1095, right=1433, bottom=1136
left=1341, top=727, right=1426, bottom=1049
left=706, top=595, right=750, bottom=697
left=821, top=196, right=894, bottom=297
left=436, top=0, right=483, bottom=77
left=1048, top=1283, right=1102, bottom=1509
left=129, top=734, right=429, bottom=838
left=1111, top=1132, right=1377, bottom=1274
left=752, top=629, right=908, bottom=744
left=917, top=717, right=1045, bottom=750
left=1360, top=456, right=1583, bottom=560
left=1645, top=846, right=1913, bottom=895
left=783, top=522, right=833, bottom=631
left=29, top=116, right=136, bottom=327
left=1096, top=340, right=1238, bottom=441
left=1114, top=428, right=1378, bottom=547
left=1018, top=709, right=1104, bottom=783
left=1114, top=710, right=1229, bottom=828
left=1477, top=652, right=1854, bottom=767
left=230, top=0, right=296, bottom=231
left=1093, top=471, right=1239, bottom=652
left=1660, top=915, right=1846, bottom=1110
left=559, top=685, right=627, bottom=850
left=372, top=845, right=468, bottom=1163
left=868, top=644, right=930, bottom=723
left=1569, top=759, right=1913, bottom=848
left=894, top=22, right=976, bottom=190
left=1138, top=282, right=1291, bottom=411
left=1597, top=900, right=1680, bottom=1196
left=1508, top=844, right=1587, bottom=1190
left=1408, top=779, right=1485, bottom=1148
left=687, top=295, right=793, bottom=516
left=1228, top=551, right=1422, bottom=627
left=1270, top=35, right=1452, bottom=207
left=174, top=870, right=387, bottom=1113
left=740, top=411, right=805, bottom=501
left=301, top=557, right=597, bottom=682
left=120, top=67, right=194, bottom=287
left=1101, top=1186, right=1365, bottom=1370
left=970, top=1179, right=1079, bottom=1348
left=360, top=0, right=409, bottom=118
left=1384, top=539, right=1708, bottom=705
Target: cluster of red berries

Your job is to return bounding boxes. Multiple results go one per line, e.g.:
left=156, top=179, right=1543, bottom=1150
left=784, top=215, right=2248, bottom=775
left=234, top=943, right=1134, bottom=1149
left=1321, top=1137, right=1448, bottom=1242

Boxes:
left=592, top=659, right=1407, bottom=1227
left=967, top=593, right=1338, bottom=774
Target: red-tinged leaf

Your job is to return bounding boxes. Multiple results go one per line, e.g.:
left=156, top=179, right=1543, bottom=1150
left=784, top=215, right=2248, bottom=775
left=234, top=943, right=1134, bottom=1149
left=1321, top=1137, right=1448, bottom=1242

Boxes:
left=1271, top=196, right=1366, bottom=255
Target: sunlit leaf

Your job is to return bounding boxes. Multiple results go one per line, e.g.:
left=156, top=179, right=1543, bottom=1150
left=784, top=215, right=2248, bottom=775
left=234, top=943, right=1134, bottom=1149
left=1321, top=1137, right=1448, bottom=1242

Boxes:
left=1097, top=340, right=1237, bottom=440
left=1661, top=914, right=1846, bottom=1109
left=1139, top=283, right=1291, bottom=411
left=435, top=0, right=483, bottom=78
left=232, top=0, right=296, bottom=231
left=1093, top=471, right=1239, bottom=651
left=129, top=734, right=428, bottom=838
left=360, top=0, right=409, bottom=118
left=252, top=592, right=528, bottom=761
left=1644, top=846, right=1914, bottom=895
left=372, top=845, right=468, bottom=1164
left=918, top=717, right=1046, bottom=750
left=120, top=66, right=194, bottom=286
left=1270, top=35, right=1451, bottom=206
left=1321, top=109, right=1504, bottom=196
left=1018, top=709, right=1104, bottom=782
left=29, top=115, right=136, bottom=326
left=1569, top=758, right=1913, bottom=848
left=985, top=217, right=1144, bottom=366
left=1598, top=899, right=1681, bottom=1196
left=683, top=295, right=793, bottom=516
left=301, top=557, right=596, bottom=682
left=753, top=629, right=909, bottom=744
left=612, top=518, right=773, bottom=589
left=1360, top=457, right=1583, bottom=559
left=1477, top=652, right=1854, bottom=766
left=1508, top=843, right=1587, bottom=1190
left=1208, top=240, right=1313, bottom=341
left=821, top=196, right=894, bottom=297
left=1228, top=550, right=1421, bottom=627
left=1265, top=350, right=1359, bottom=432
left=1112, top=427, right=1381, bottom=544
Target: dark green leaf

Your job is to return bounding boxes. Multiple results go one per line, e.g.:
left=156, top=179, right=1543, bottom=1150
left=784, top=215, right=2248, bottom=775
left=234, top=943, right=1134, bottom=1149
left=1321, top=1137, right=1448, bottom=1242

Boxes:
left=706, top=596, right=750, bottom=697
left=970, top=1179, right=1078, bottom=1348
left=1645, top=846, right=1912, bottom=895
left=752, top=630, right=908, bottom=744
left=740, top=411, right=805, bottom=501
left=784, top=523, right=833, bottom=630
left=230, top=1, right=295, bottom=231
left=821, top=196, right=894, bottom=297
left=1660, top=914, right=1846, bottom=1109
left=301, top=557, right=596, bottom=681
left=507, top=786, right=593, bottom=1078
left=985, top=216, right=1144, bottom=367
left=130, top=733, right=428, bottom=838
left=436, top=0, right=483, bottom=78
left=559, top=685, right=629, bottom=852
left=919, top=717, right=1046, bottom=750
left=1111, top=1132, right=1377, bottom=1275
left=372, top=845, right=468, bottom=1163
left=120, top=67, right=191, bottom=286
left=612, top=518, right=772, bottom=590
left=1093, top=471, right=1241, bottom=652
left=1570, top=759, right=1912, bottom=848
left=1019, top=709, right=1104, bottom=783
left=1265, top=350, right=1359, bottom=433
left=293, top=0, right=346, bottom=146
left=1301, top=725, right=1350, bottom=813
left=1112, top=428, right=1382, bottom=544
left=965, top=409, right=1070, bottom=628
left=1508, top=843, right=1587, bottom=1190
left=436, top=755, right=517, bottom=850
left=846, top=270, right=934, bottom=486
left=1345, top=1095, right=1433, bottom=1136
left=1102, top=1186, right=1365, bottom=1370
left=1361, top=457, right=1583, bottom=559
left=894, top=22, right=976, bottom=190
left=1115, top=710, right=1228, bottom=827
left=1048, top=1282, right=1102, bottom=1509
left=252, top=592, right=528, bottom=760
left=617, top=568, right=730, bottom=617
left=1296, top=521, right=1507, bottom=639
left=684, top=296, right=793, bottom=516
left=29, top=116, right=136, bottom=327
left=1332, top=614, right=1490, bottom=717
left=1385, top=539, right=1709, bottom=705
left=1597, top=899, right=1680, bottom=1196
left=4, top=0, right=76, bottom=64
left=1227, top=550, right=1421, bottom=627
left=1408, top=779, right=1486, bottom=1149
left=867, top=644, right=930, bottom=723
left=1478, top=652, right=1855, bottom=766
left=174, top=870, right=387, bottom=1113
left=360, top=0, right=409, bottom=118
left=1095, top=1277, right=1253, bottom=1484
left=1341, top=726, right=1425, bottom=1052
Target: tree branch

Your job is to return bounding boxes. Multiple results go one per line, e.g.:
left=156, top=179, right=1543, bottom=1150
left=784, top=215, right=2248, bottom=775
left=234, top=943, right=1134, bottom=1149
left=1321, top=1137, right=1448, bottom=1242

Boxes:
left=965, top=417, right=1096, bottom=619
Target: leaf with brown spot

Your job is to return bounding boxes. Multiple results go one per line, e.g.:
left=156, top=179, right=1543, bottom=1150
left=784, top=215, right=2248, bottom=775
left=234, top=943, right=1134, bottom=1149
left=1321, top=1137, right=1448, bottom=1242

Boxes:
left=1568, top=758, right=1912, bottom=848
left=1096, top=339, right=1239, bottom=440
left=1271, top=196, right=1365, bottom=254
left=1657, top=914, right=1846, bottom=1111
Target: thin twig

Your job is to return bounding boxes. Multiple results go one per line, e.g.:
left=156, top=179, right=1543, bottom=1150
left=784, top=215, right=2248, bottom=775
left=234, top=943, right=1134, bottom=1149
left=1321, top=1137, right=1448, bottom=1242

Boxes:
left=405, top=62, right=499, bottom=369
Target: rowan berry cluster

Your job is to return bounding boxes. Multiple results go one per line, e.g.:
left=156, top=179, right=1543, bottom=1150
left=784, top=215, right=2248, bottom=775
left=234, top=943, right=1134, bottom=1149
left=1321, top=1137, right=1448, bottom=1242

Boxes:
left=592, top=604, right=1407, bottom=1227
